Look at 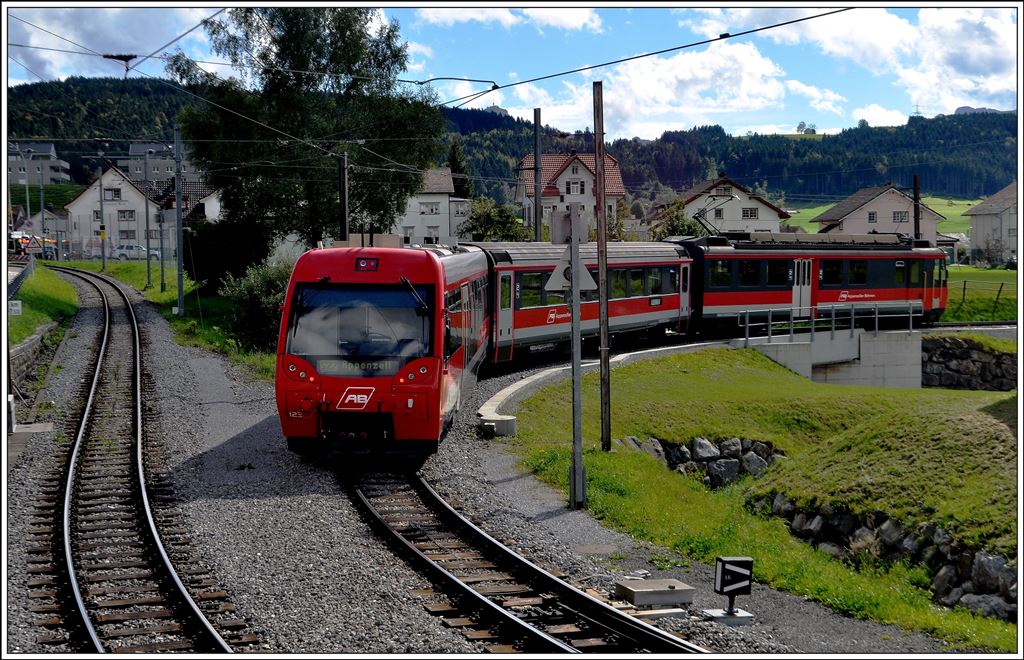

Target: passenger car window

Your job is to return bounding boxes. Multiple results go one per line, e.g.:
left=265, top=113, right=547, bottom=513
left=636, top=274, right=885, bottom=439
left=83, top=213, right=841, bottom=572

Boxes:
left=708, top=260, right=731, bottom=288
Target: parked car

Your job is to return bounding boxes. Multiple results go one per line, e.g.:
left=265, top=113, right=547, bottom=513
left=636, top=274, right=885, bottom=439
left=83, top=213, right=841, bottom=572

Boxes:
left=114, top=244, right=160, bottom=260
left=1005, top=256, right=1017, bottom=270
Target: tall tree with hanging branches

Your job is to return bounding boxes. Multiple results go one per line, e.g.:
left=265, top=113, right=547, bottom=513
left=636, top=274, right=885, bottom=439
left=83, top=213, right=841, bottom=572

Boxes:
left=166, top=8, right=445, bottom=278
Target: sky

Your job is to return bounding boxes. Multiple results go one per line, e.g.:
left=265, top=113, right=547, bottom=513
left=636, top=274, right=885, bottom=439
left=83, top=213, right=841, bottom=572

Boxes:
left=4, top=3, right=1021, bottom=141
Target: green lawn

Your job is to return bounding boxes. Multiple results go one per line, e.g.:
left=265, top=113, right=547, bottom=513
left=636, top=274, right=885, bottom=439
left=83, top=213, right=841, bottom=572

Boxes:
left=510, top=349, right=1017, bottom=651
left=943, top=266, right=1017, bottom=322
left=53, top=260, right=276, bottom=381
left=8, top=266, right=79, bottom=345
left=779, top=201, right=832, bottom=233
left=924, top=196, right=982, bottom=236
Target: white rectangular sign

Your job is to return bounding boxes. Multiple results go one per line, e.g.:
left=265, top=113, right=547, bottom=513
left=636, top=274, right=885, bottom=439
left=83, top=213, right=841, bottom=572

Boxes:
left=8, top=300, right=23, bottom=316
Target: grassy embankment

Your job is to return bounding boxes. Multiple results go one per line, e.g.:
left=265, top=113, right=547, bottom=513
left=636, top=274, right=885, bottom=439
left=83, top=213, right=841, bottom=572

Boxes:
left=944, top=266, right=1017, bottom=323
left=53, top=261, right=276, bottom=380
left=509, top=348, right=1017, bottom=652
left=8, top=265, right=79, bottom=346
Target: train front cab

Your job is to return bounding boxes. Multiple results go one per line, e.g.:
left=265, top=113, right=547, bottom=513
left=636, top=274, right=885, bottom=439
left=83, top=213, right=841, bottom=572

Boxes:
left=275, top=247, right=450, bottom=456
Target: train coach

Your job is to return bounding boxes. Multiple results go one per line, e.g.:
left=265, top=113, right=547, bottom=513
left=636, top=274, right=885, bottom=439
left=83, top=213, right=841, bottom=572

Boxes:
left=669, top=232, right=948, bottom=328
left=275, top=233, right=947, bottom=455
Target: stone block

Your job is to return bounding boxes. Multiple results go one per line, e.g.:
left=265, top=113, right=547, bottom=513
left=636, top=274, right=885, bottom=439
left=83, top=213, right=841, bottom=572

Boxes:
left=720, top=437, right=742, bottom=458
left=614, top=578, right=694, bottom=608
left=931, top=564, right=957, bottom=596
left=691, top=437, right=720, bottom=461
left=741, top=451, right=768, bottom=477
left=972, top=552, right=1007, bottom=593
left=706, top=459, right=740, bottom=487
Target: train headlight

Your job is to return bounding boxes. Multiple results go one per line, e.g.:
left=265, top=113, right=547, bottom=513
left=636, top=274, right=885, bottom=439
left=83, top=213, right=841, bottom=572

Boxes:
left=407, top=373, right=415, bottom=381
left=288, top=364, right=297, bottom=372
left=419, top=366, right=428, bottom=374
left=299, top=371, right=306, bottom=379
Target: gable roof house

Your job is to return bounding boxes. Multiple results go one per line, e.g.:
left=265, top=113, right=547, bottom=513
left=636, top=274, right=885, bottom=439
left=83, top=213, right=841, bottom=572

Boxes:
left=63, top=165, right=167, bottom=259
left=652, top=176, right=790, bottom=236
left=964, top=181, right=1017, bottom=262
left=813, top=183, right=945, bottom=245
left=515, top=151, right=625, bottom=236
left=395, top=167, right=463, bottom=246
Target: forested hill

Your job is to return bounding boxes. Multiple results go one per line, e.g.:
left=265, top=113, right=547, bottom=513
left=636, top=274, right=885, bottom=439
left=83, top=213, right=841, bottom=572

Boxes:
left=8, top=77, right=1017, bottom=203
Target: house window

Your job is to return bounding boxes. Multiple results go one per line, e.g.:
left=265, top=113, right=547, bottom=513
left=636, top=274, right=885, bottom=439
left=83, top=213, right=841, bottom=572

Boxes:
left=1009, top=227, right=1017, bottom=237
left=893, top=211, right=909, bottom=223
left=419, top=202, right=439, bottom=215
left=93, top=210, right=103, bottom=221
left=714, top=208, right=724, bottom=220
left=18, top=166, right=25, bottom=173
left=118, top=210, right=136, bottom=222
left=741, top=207, right=758, bottom=219
left=147, top=229, right=160, bottom=239
left=868, top=211, right=877, bottom=223
left=402, top=227, right=414, bottom=244
left=118, top=230, right=136, bottom=240
left=166, top=166, right=173, bottom=172
left=135, top=166, right=142, bottom=173
left=716, top=186, right=732, bottom=196
left=425, top=226, right=439, bottom=244
left=564, top=180, right=585, bottom=195
left=571, top=165, right=579, bottom=174
left=454, top=204, right=468, bottom=217
left=103, top=188, right=121, bottom=201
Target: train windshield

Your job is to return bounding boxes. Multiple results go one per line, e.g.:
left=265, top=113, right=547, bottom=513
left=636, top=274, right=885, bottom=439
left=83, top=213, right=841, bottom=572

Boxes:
left=286, top=283, right=434, bottom=377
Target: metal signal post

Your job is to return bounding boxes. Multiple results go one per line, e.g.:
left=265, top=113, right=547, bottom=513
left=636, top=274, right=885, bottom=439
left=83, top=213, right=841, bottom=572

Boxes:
left=593, top=81, right=611, bottom=452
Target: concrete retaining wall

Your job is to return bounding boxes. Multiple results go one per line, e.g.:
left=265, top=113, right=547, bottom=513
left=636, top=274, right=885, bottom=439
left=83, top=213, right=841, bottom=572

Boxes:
left=9, top=322, right=57, bottom=385
left=813, top=330, right=921, bottom=388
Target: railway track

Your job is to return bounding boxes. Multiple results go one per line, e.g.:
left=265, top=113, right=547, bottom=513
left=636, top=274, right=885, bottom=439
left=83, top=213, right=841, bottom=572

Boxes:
left=26, top=267, right=256, bottom=652
left=353, top=470, right=708, bottom=654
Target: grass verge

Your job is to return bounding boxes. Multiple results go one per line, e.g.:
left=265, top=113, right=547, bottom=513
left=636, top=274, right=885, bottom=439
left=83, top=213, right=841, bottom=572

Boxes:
left=52, top=260, right=276, bottom=381
left=9, top=266, right=79, bottom=345
left=510, top=348, right=1017, bottom=651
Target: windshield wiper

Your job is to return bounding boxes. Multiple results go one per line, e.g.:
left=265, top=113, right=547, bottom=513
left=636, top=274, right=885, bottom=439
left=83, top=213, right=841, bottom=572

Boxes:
left=400, top=277, right=430, bottom=314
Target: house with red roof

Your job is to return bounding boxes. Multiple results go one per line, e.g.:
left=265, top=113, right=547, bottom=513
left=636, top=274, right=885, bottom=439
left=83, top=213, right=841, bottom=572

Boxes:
left=514, top=150, right=625, bottom=235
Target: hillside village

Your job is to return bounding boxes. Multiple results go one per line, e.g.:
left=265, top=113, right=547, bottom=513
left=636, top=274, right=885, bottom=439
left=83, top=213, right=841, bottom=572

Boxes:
left=7, top=81, right=1018, bottom=269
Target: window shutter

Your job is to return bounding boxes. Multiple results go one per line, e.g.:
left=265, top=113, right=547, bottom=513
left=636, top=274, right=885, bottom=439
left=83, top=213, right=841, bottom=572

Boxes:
left=580, top=180, right=585, bottom=195
left=565, top=181, right=571, bottom=195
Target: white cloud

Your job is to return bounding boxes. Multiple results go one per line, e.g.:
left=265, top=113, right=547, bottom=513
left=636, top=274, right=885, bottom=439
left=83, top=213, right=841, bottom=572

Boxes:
left=406, top=42, right=434, bottom=59
left=682, top=8, right=917, bottom=74
left=784, top=80, right=846, bottom=115
left=896, top=8, right=1018, bottom=114
left=521, top=8, right=602, bottom=33
left=498, top=41, right=788, bottom=140
left=416, top=8, right=522, bottom=28
left=851, top=104, right=908, bottom=127
left=7, top=8, right=224, bottom=81
left=734, top=123, right=801, bottom=136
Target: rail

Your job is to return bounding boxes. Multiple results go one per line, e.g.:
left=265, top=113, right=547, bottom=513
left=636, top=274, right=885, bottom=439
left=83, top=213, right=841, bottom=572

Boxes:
left=53, top=267, right=232, bottom=653
left=7, top=254, right=35, bottom=299
left=736, top=302, right=924, bottom=348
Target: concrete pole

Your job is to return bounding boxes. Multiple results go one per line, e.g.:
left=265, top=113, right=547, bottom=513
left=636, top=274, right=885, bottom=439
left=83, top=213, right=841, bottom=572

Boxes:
left=593, top=81, right=612, bottom=453
left=98, top=156, right=106, bottom=272
left=144, top=149, right=153, bottom=288
left=175, top=123, right=184, bottom=316
left=39, top=164, right=49, bottom=259
left=339, top=152, right=349, bottom=243
left=569, top=202, right=586, bottom=509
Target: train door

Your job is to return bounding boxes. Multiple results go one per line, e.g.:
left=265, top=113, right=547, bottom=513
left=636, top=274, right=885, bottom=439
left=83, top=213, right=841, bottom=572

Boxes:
left=496, top=270, right=514, bottom=361
left=792, top=258, right=812, bottom=317
left=680, top=264, right=690, bottom=319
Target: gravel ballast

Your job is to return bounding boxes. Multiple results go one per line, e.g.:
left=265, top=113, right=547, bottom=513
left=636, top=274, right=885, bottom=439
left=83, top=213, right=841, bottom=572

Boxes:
left=7, top=281, right=962, bottom=654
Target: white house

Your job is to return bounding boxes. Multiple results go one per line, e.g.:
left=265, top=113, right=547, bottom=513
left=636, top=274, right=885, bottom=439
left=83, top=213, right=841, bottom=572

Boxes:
left=514, top=150, right=625, bottom=235
left=813, top=183, right=944, bottom=245
left=63, top=166, right=168, bottom=259
left=396, top=167, right=462, bottom=246
left=666, top=176, right=790, bottom=234
left=964, top=181, right=1017, bottom=262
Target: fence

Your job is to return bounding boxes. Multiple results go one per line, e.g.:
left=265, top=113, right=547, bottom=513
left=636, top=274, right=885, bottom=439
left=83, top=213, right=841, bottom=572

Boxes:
left=7, top=254, right=35, bottom=300
left=736, top=302, right=924, bottom=348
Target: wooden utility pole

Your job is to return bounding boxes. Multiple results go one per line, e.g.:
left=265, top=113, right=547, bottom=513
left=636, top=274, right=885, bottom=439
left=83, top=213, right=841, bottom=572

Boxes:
left=593, top=81, right=611, bottom=453
left=534, top=108, right=542, bottom=242
left=913, top=174, right=921, bottom=241
left=339, top=152, right=349, bottom=242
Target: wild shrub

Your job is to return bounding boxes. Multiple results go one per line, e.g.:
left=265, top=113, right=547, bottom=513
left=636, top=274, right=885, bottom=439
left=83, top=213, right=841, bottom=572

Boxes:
left=219, top=259, right=295, bottom=351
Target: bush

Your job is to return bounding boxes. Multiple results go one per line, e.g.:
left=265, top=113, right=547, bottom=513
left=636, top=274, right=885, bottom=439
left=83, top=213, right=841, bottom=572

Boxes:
left=218, top=259, right=295, bottom=351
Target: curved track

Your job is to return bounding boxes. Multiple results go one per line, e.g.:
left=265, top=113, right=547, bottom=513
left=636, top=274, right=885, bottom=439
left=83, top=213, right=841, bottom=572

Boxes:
left=353, top=470, right=708, bottom=654
left=45, top=267, right=234, bottom=653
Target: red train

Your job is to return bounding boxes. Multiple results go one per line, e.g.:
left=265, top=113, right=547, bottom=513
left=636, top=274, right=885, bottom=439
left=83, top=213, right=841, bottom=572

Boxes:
left=275, top=233, right=947, bottom=455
